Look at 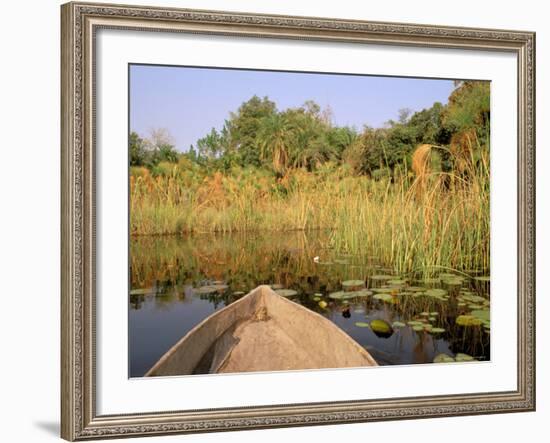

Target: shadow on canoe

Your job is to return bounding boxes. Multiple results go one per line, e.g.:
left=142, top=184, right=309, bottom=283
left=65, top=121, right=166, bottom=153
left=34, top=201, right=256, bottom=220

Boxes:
left=145, top=285, right=378, bottom=376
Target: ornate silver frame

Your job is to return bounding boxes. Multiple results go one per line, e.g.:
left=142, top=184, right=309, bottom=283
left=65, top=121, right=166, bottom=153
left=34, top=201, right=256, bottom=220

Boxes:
left=61, top=2, right=536, bottom=440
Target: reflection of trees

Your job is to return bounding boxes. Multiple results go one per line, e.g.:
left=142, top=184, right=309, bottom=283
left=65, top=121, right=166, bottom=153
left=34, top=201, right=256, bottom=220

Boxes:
left=129, top=232, right=490, bottom=362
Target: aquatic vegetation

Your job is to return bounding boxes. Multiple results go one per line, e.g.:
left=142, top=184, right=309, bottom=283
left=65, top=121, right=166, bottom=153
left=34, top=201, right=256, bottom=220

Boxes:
left=355, top=322, right=370, bottom=328
left=456, top=315, right=483, bottom=326
left=434, top=353, right=455, bottom=363
left=392, top=321, right=406, bottom=328
left=370, top=319, right=393, bottom=338
left=342, top=279, right=366, bottom=291
left=275, top=289, right=298, bottom=297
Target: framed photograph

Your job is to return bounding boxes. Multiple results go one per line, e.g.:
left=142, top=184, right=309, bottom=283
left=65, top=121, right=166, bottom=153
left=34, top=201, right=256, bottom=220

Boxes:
left=61, top=1, right=536, bottom=440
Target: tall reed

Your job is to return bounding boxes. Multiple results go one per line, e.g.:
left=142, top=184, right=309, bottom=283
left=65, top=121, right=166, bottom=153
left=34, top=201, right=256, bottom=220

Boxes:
left=130, top=153, right=489, bottom=276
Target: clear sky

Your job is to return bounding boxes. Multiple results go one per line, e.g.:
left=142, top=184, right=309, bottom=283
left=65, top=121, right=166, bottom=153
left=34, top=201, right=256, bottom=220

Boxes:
left=130, top=64, right=456, bottom=152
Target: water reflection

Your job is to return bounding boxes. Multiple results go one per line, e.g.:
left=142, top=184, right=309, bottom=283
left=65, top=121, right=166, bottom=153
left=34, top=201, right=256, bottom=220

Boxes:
left=129, top=232, right=490, bottom=377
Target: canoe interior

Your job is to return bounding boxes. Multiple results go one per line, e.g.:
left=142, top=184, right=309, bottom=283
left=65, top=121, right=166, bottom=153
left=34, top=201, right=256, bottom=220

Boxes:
left=145, top=285, right=377, bottom=376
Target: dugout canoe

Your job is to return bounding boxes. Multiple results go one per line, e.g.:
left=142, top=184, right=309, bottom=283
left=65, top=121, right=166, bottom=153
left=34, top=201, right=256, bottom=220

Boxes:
left=145, top=285, right=378, bottom=376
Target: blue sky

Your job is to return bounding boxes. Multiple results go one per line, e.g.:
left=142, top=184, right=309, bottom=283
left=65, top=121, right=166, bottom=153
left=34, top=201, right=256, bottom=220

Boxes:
left=130, top=64, right=456, bottom=152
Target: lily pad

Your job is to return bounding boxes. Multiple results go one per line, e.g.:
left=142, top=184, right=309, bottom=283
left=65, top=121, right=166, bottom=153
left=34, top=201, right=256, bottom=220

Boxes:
left=328, top=291, right=346, bottom=300
left=195, top=284, right=228, bottom=295
left=434, top=353, right=455, bottom=363
left=387, top=279, right=407, bottom=285
left=470, top=309, right=490, bottom=321
left=370, top=275, right=396, bottom=281
left=373, top=293, right=397, bottom=304
left=425, top=288, right=448, bottom=298
left=443, top=278, right=464, bottom=286
left=355, top=322, right=371, bottom=328
left=474, top=276, right=491, bottom=282
left=392, top=321, right=406, bottom=328
left=407, top=320, right=424, bottom=326
left=350, top=289, right=373, bottom=297
left=456, top=315, right=483, bottom=326
left=412, top=325, right=425, bottom=332
left=455, top=353, right=475, bottom=362
left=431, top=327, right=446, bottom=334
left=130, top=288, right=153, bottom=295
left=270, top=284, right=284, bottom=290
left=275, top=289, right=298, bottom=297
left=407, top=286, right=427, bottom=292
left=370, top=319, right=393, bottom=337
left=372, top=287, right=394, bottom=294
left=342, top=280, right=366, bottom=291
left=232, top=291, right=245, bottom=296
left=313, top=296, right=321, bottom=301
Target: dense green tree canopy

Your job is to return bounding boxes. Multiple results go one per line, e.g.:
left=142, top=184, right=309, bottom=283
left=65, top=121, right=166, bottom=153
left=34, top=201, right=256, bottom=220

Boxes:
left=131, top=81, right=489, bottom=179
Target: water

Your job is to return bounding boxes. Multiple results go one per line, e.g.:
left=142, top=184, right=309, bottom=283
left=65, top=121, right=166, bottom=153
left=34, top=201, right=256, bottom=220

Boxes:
left=129, top=231, right=490, bottom=377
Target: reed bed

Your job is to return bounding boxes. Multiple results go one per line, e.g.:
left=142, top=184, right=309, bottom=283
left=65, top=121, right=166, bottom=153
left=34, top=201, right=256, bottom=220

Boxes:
left=130, top=153, right=489, bottom=275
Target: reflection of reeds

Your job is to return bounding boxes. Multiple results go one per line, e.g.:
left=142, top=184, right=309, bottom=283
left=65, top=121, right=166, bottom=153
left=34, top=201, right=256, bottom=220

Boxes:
left=130, top=150, right=489, bottom=275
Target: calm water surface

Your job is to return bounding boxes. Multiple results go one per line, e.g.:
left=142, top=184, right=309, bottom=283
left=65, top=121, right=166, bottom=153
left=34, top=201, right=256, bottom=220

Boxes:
left=129, top=232, right=490, bottom=377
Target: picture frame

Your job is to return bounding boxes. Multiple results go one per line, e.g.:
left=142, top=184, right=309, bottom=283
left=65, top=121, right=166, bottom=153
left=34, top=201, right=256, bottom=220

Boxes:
left=61, top=1, right=536, bottom=440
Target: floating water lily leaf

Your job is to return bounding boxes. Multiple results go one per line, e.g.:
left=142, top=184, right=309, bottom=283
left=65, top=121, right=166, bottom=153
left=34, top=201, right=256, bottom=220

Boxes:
left=342, top=280, right=366, bottom=290
left=314, top=293, right=323, bottom=297
left=443, top=278, right=464, bottom=286
left=318, top=300, right=328, bottom=309
left=407, top=320, right=424, bottom=326
left=328, top=291, right=346, bottom=299
left=232, top=291, right=245, bottom=296
left=194, top=286, right=220, bottom=295
left=370, top=319, right=393, bottom=337
left=354, top=307, right=366, bottom=314
left=355, top=322, right=370, bottom=328
left=313, top=296, right=321, bottom=302
left=462, top=294, right=487, bottom=303
left=430, top=312, right=439, bottom=316
left=372, top=287, right=394, bottom=294
left=407, top=286, right=427, bottom=292
left=431, top=327, right=446, bottom=334
left=474, top=276, right=491, bottom=282
left=275, top=289, right=298, bottom=297
left=373, top=293, right=397, bottom=304
left=412, top=325, right=424, bottom=332
left=420, top=312, right=430, bottom=316
left=470, top=309, right=490, bottom=321
left=130, top=288, right=153, bottom=295
left=425, top=289, right=448, bottom=298
left=428, top=316, right=437, bottom=322
left=456, top=315, right=483, bottom=326
left=351, top=289, right=373, bottom=297
left=387, top=279, right=406, bottom=285
left=423, top=277, right=441, bottom=284
left=370, top=275, right=396, bottom=281
left=270, top=284, right=284, bottom=290
left=433, top=353, right=455, bottom=363
left=458, top=302, right=467, bottom=307
left=455, top=353, right=475, bottom=362
left=392, top=321, right=406, bottom=328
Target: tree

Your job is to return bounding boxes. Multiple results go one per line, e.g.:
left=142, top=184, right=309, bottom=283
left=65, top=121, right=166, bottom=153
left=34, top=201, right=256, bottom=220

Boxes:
left=225, top=95, right=277, bottom=167
left=256, top=113, right=296, bottom=174
left=129, top=131, right=146, bottom=166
